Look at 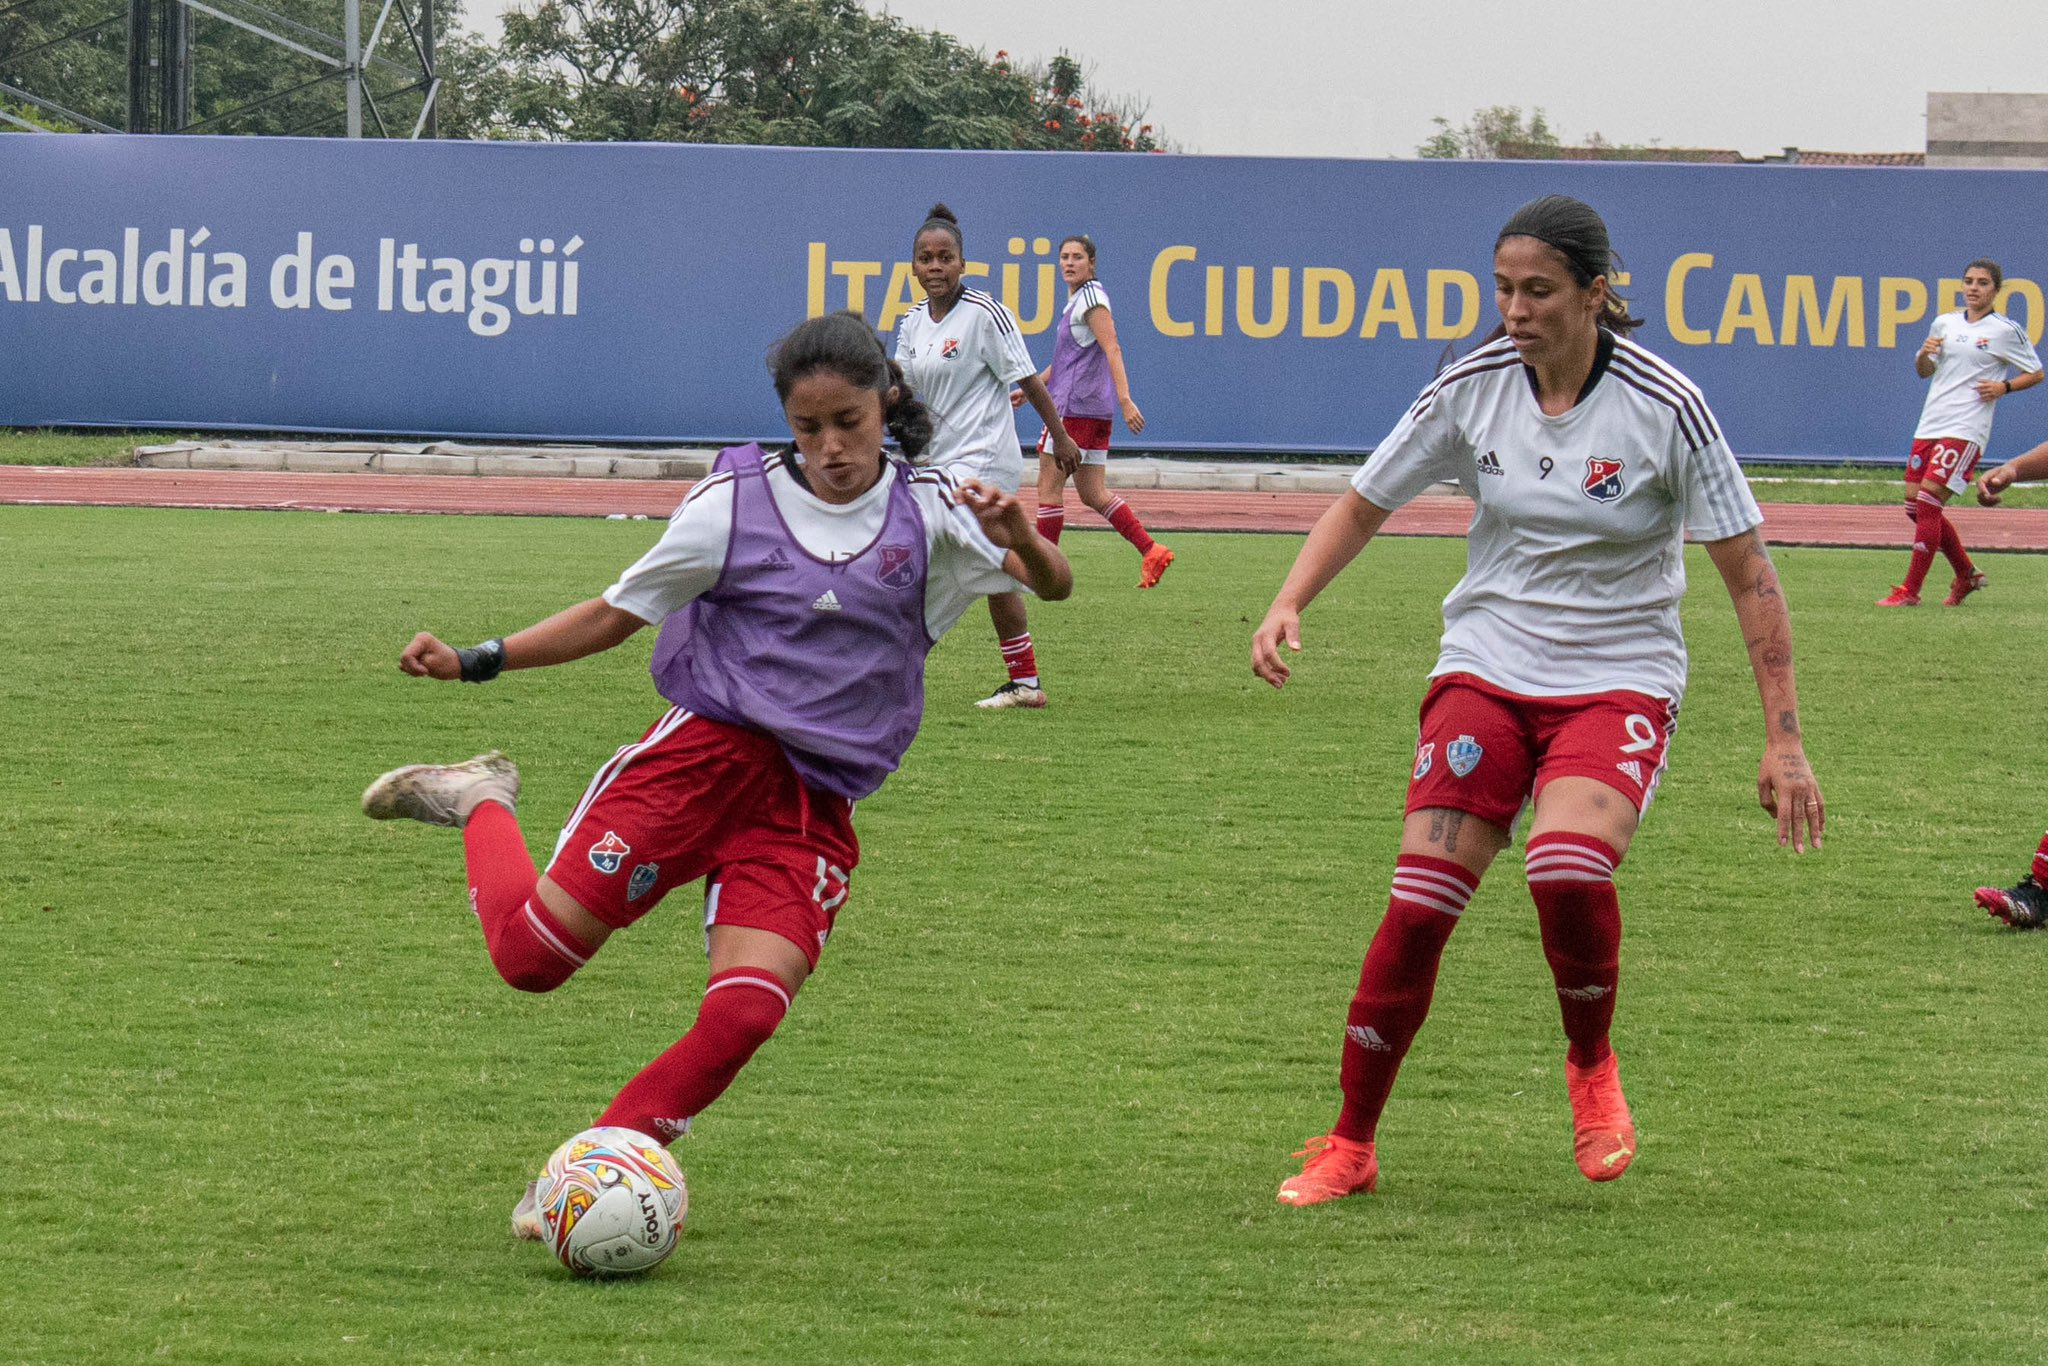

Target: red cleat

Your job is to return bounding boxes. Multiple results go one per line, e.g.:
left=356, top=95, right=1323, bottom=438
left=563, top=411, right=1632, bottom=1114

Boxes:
left=1942, top=571, right=1987, bottom=607
left=1875, top=585, right=1920, bottom=608
left=1565, top=1052, right=1636, bottom=1182
left=1276, top=1133, right=1378, bottom=1206
left=1139, top=543, right=1176, bottom=589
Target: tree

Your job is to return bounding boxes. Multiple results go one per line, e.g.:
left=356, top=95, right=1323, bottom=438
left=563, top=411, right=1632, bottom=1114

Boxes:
left=473, top=0, right=1167, bottom=148
left=1418, top=105, right=1562, bottom=160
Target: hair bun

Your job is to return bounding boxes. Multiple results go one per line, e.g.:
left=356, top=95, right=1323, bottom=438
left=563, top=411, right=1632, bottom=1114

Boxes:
left=925, top=203, right=958, bottom=224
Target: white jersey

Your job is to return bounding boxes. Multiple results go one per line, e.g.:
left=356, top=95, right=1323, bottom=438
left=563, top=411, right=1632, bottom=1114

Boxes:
left=1352, top=333, right=1762, bottom=705
left=603, top=451, right=1021, bottom=639
left=1915, top=310, right=2041, bottom=446
left=895, top=287, right=1037, bottom=490
left=1062, top=280, right=1109, bottom=348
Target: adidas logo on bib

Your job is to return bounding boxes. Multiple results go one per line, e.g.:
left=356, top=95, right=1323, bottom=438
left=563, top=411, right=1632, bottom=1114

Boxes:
left=812, top=590, right=842, bottom=612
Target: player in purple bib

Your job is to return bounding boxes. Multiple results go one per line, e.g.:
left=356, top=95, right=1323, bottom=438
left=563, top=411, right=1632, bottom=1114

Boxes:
left=362, top=312, right=1071, bottom=1244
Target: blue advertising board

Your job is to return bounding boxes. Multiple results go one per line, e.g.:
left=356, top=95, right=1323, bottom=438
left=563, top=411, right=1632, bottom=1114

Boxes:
left=2, top=135, right=2043, bottom=462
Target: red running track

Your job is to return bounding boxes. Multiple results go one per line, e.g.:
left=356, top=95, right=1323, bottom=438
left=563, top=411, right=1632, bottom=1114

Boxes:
left=6, top=465, right=2048, bottom=550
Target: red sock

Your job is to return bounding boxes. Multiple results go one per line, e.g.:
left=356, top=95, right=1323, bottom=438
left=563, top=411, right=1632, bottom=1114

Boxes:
left=999, top=632, right=1039, bottom=686
left=1903, top=492, right=1946, bottom=595
left=2032, top=830, right=2048, bottom=886
left=1525, top=833, right=1622, bottom=1069
left=1101, top=496, right=1156, bottom=554
left=1937, top=513, right=1974, bottom=578
left=1036, top=503, right=1066, bottom=545
left=596, top=969, right=792, bottom=1141
left=462, top=801, right=595, bottom=993
left=1331, top=855, right=1478, bottom=1143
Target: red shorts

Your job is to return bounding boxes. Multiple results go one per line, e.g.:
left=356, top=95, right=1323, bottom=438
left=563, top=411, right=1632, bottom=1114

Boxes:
left=544, top=708, right=859, bottom=969
left=1905, top=438, right=1981, bottom=494
left=1404, top=673, right=1676, bottom=829
left=1037, top=415, right=1113, bottom=455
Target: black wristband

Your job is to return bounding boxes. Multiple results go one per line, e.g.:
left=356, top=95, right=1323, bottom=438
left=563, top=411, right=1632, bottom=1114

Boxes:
left=457, top=638, right=506, bottom=684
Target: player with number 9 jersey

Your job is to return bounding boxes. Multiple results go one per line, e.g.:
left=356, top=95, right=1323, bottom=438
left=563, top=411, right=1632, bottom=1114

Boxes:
left=1253, top=195, right=1824, bottom=1208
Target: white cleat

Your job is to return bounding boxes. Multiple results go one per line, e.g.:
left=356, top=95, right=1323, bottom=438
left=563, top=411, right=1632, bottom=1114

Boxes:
left=509, top=1179, right=545, bottom=1241
left=362, top=751, right=520, bottom=828
left=974, top=681, right=1047, bottom=710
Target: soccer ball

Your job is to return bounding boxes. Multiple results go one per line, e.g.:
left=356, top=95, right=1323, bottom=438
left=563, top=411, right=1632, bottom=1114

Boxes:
left=532, top=1126, right=687, bottom=1276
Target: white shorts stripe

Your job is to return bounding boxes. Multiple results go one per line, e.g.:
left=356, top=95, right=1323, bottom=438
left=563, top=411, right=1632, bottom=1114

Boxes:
left=706, top=973, right=791, bottom=1011
left=551, top=706, right=694, bottom=863
left=523, top=901, right=589, bottom=966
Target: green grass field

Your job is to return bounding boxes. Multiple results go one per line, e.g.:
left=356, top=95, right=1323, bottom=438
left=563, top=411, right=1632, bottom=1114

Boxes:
left=4, top=507, right=2045, bottom=1364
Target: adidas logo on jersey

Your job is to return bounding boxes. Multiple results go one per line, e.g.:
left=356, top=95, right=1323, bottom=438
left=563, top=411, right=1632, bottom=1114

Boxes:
left=1346, top=1024, right=1393, bottom=1052
left=1615, top=759, right=1644, bottom=785
left=759, top=547, right=794, bottom=572
left=811, top=590, right=842, bottom=612
left=1475, top=449, right=1505, bottom=476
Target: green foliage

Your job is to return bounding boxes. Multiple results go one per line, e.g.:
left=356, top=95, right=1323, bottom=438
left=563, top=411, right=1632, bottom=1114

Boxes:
left=476, top=0, right=1165, bottom=148
left=4, top=507, right=2047, bottom=1361
left=1419, top=105, right=1562, bottom=160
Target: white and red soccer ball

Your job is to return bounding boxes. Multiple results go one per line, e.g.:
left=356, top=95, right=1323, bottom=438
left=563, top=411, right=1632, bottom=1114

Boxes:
left=532, top=1126, right=687, bottom=1276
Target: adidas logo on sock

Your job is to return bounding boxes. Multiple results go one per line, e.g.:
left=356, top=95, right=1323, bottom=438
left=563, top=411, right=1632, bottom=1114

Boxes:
left=812, top=590, right=842, bottom=612
left=1557, top=984, right=1613, bottom=1001
left=1346, top=1024, right=1393, bottom=1052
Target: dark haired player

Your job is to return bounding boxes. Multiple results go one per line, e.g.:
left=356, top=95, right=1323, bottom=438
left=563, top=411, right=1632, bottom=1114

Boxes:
left=1252, top=195, right=1824, bottom=1205
left=361, top=311, right=1071, bottom=1235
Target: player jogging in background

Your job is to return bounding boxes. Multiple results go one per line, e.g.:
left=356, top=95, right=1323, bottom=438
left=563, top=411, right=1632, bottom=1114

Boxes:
left=1877, top=257, right=2042, bottom=608
left=1970, top=438, right=2048, bottom=928
left=360, top=312, right=1071, bottom=1237
left=1252, top=195, right=1824, bottom=1206
left=1022, top=233, right=1175, bottom=588
left=897, top=203, right=1085, bottom=710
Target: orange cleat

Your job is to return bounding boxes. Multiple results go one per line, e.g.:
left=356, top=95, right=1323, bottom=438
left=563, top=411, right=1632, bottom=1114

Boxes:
left=1942, top=571, right=1987, bottom=607
left=1139, top=543, right=1176, bottom=589
left=1565, top=1051, right=1636, bottom=1182
left=1276, top=1133, right=1378, bottom=1206
left=1875, top=585, right=1920, bottom=608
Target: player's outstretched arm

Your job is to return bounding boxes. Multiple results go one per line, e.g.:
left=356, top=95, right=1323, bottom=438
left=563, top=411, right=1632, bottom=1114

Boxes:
left=1703, top=529, right=1823, bottom=852
left=398, top=597, right=648, bottom=681
left=1016, top=373, right=1084, bottom=473
left=955, top=478, right=1074, bottom=601
left=1251, top=490, right=1393, bottom=690
left=1976, top=438, right=2048, bottom=505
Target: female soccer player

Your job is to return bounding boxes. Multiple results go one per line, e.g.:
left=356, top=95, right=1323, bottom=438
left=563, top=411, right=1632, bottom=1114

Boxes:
left=1971, top=439, right=2048, bottom=928
left=1877, top=257, right=2042, bottom=607
left=1251, top=195, right=1825, bottom=1205
left=1022, top=234, right=1175, bottom=588
left=361, top=311, right=1072, bottom=1232
left=896, top=203, right=1083, bottom=709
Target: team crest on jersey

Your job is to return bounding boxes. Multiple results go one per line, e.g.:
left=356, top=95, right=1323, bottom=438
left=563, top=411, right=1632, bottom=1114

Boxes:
left=877, top=544, right=917, bottom=590
left=1413, top=741, right=1436, bottom=780
left=1446, top=734, right=1484, bottom=777
left=1976, top=336, right=1992, bottom=350
left=1582, top=457, right=1625, bottom=503
left=941, top=338, right=961, bottom=359
left=627, top=862, right=660, bottom=901
left=587, top=831, right=631, bottom=875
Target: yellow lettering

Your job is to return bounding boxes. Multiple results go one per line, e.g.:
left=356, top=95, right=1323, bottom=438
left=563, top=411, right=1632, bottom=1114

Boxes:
left=1998, top=279, right=2044, bottom=344
left=1301, top=267, right=1356, bottom=338
left=1426, top=269, right=1479, bottom=340
left=1878, top=276, right=1928, bottom=348
left=806, top=242, right=827, bottom=317
left=831, top=260, right=881, bottom=319
left=1204, top=265, right=1225, bottom=337
left=1779, top=275, right=1865, bottom=348
left=1715, top=273, right=1775, bottom=345
left=1664, top=252, right=1714, bottom=345
left=963, top=260, right=990, bottom=280
left=1235, top=266, right=1291, bottom=339
left=1358, top=268, right=1417, bottom=339
left=1934, top=277, right=1965, bottom=318
left=877, top=262, right=925, bottom=331
left=1150, top=246, right=1196, bottom=338
left=1003, top=262, right=1056, bottom=334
